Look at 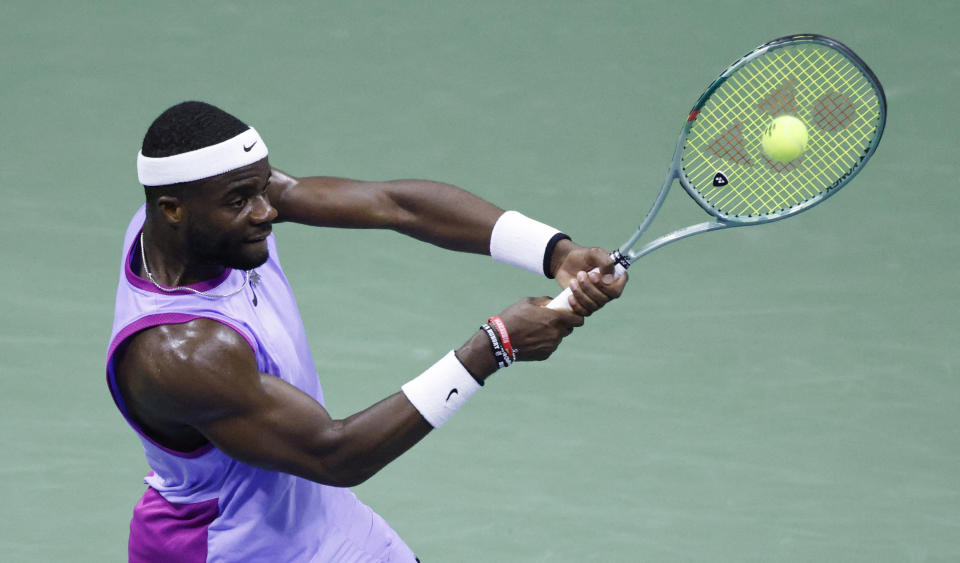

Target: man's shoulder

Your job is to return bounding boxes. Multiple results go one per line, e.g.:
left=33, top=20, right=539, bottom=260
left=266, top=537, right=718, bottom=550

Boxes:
left=123, top=319, right=254, bottom=385
left=116, top=317, right=259, bottom=417
left=138, top=317, right=249, bottom=351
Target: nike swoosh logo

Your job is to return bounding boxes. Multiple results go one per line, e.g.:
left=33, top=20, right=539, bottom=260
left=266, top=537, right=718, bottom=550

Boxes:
left=243, top=141, right=258, bottom=152
left=446, top=388, right=459, bottom=401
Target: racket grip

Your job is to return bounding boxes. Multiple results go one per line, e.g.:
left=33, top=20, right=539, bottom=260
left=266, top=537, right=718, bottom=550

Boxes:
left=545, top=261, right=628, bottom=311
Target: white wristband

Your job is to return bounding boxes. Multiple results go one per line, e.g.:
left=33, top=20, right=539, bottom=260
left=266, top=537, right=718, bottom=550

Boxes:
left=401, top=351, right=482, bottom=428
left=490, top=211, right=569, bottom=278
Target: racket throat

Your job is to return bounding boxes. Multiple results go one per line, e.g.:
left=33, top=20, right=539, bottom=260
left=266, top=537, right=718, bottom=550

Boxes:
left=617, top=169, right=679, bottom=265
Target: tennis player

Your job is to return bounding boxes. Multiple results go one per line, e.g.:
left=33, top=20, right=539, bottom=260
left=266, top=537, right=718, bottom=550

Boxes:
left=106, top=101, right=626, bottom=562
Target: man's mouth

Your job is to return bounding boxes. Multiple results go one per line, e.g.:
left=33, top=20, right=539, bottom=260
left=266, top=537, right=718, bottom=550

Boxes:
left=245, top=230, right=271, bottom=243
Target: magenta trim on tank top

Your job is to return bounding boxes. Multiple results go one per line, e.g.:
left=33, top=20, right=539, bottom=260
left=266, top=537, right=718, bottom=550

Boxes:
left=106, top=312, right=257, bottom=459
left=126, top=229, right=233, bottom=295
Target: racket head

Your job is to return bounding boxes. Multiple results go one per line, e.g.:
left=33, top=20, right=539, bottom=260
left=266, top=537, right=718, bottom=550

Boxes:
left=675, top=34, right=886, bottom=224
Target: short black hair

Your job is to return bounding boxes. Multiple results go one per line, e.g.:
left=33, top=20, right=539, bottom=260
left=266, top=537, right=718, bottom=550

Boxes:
left=141, top=101, right=249, bottom=158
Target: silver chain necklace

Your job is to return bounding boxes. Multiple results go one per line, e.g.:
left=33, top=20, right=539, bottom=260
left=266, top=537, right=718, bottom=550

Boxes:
left=139, top=231, right=249, bottom=299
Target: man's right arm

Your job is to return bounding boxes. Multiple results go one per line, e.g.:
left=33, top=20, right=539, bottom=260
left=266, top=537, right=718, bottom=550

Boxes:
left=265, top=170, right=627, bottom=315
left=114, top=301, right=581, bottom=487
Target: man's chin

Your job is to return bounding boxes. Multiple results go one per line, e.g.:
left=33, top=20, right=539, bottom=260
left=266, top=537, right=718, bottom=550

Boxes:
left=227, top=247, right=270, bottom=271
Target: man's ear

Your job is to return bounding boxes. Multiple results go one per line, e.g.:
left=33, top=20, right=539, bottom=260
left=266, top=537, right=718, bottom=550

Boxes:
left=156, top=195, right=185, bottom=226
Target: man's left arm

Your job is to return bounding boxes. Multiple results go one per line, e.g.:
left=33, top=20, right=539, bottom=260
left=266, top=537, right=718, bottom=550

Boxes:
left=267, top=169, right=626, bottom=312
left=268, top=169, right=500, bottom=253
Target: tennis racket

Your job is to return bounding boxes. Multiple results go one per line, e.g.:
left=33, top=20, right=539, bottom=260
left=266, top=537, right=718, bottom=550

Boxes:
left=548, top=33, right=886, bottom=310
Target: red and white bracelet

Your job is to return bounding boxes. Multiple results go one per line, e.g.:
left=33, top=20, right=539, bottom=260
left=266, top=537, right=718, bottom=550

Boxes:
left=480, top=322, right=510, bottom=369
left=486, top=316, right=516, bottom=364
left=402, top=314, right=524, bottom=427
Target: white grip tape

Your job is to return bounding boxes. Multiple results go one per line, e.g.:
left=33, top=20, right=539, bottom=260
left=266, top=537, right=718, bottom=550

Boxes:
left=490, top=211, right=562, bottom=276
left=546, top=261, right=628, bottom=311
left=401, top=351, right=482, bottom=428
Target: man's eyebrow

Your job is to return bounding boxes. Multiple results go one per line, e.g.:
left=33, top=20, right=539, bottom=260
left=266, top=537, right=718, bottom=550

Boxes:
left=221, top=181, right=259, bottom=199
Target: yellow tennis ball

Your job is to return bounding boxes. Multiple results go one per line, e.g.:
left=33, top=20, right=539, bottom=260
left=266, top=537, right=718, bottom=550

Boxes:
left=761, top=115, right=808, bottom=162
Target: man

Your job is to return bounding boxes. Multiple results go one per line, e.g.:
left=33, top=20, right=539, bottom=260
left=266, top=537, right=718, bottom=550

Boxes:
left=106, top=101, right=626, bottom=562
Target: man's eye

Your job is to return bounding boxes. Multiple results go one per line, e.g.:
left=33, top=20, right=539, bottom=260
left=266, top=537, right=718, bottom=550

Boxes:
left=231, top=198, right=247, bottom=208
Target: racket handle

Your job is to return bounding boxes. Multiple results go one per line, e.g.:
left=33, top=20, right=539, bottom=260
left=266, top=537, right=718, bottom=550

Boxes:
left=545, top=261, right=628, bottom=311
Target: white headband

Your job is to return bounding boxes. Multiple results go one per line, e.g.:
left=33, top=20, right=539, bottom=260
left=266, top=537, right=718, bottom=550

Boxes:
left=137, top=127, right=269, bottom=186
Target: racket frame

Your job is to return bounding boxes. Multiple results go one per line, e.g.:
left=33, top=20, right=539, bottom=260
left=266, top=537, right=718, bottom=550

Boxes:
left=546, top=34, right=886, bottom=311
left=616, top=33, right=887, bottom=267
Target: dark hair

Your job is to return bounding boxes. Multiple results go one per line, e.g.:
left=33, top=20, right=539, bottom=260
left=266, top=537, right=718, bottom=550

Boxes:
left=141, top=101, right=249, bottom=158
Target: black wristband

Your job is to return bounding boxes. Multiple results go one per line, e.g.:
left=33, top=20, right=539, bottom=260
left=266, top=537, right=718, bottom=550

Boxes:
left=543, top=232, right=571, bottom=279
left=480, top=323, right=509, bottom=369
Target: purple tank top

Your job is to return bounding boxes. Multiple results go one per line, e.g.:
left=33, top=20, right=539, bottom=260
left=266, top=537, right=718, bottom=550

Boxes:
left=106, top=205, right=416, bottom=562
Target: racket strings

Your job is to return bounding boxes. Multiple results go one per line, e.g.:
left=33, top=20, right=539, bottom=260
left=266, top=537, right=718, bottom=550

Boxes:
left=707, top=49, right=842, bottom=211
left=696, top=48, right=876, bottom=215
left=681, top=42, right=882, bottom=218
left=707, top=122, right=752, bottom=166
left=813, top=90, right=856, bottom=131
left=756, top=78, right=797, bottom=116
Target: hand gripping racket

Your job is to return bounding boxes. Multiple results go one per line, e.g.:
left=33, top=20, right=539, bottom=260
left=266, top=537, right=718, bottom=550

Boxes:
left=548, top=34, right=886, bottom=310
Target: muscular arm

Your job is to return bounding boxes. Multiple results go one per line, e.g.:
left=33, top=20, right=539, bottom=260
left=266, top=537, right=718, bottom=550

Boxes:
left=267, top=169, right=503, bottom=254
left=116, top=319, right=433, bottom=487
left=114, top=302, right=579, bottom=487
left=266, top=169, right=627, bottom=309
